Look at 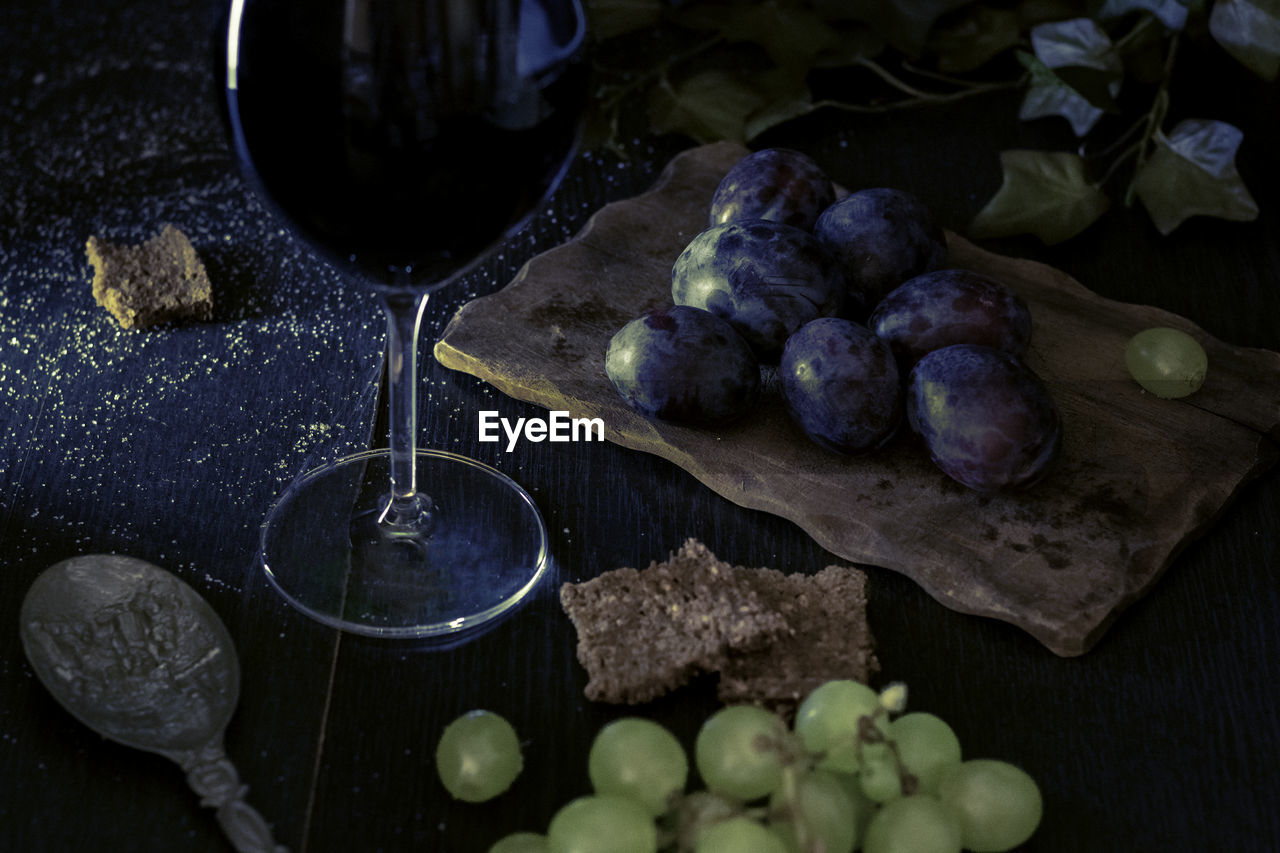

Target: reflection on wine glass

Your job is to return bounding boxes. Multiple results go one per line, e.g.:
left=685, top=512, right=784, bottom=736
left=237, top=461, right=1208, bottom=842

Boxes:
left=224, top=0, right=586, bottom=637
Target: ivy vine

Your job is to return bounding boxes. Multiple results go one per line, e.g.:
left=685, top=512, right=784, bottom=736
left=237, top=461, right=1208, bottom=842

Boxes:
left=584, top=0, right=1276, bottom=243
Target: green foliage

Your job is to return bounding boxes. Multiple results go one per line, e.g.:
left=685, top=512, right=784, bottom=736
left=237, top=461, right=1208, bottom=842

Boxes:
left=970, top=150, right=1112, bottom=243
left=1132, top=119, right=1260, bottom=234
left=842, top=0, right=975, bottom=57
left=1017, top=19, right=1123, bottom=136
left=1097, top=0, right=1191, bottom=31
left=587, top=0, right=663, bottom=40
left=1209, top=0, right=1280, bottom=80
left=584, top=0, right=1274, bottom=241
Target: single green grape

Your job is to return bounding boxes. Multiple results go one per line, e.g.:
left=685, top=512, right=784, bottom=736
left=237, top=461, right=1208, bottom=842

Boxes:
left=588, top=717, right=689, bottom=816
left=1125, top=327, right=1207, bottom=399
left=888, top=712, right=962, bottom=795
left=768, top=770, right=858, bottom=853
left=862, top=794, right=962, bottom=853
left=489, top=832, right=550, bottom=853
left=696, top=816, right=787, bottom=853
left=694, top=705, right=790, bottom=802
left=936, top=759, right=1043, bottom=852
left=546, top=794, right=657, bottom=853
left=794, top=680, right=883, bottom=773
left=435, top=710, right=523, bottom=803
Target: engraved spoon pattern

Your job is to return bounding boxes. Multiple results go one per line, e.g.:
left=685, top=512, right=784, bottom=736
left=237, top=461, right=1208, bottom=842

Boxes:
left=20, top=554, right=286, bottom=853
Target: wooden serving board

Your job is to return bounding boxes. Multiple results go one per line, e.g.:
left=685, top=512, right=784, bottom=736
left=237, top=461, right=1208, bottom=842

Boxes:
left=436, top=141, right=1280, bottom=656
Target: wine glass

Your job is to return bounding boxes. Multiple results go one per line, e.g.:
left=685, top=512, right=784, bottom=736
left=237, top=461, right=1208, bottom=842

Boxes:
left=223, top=0, right=586, bottom=637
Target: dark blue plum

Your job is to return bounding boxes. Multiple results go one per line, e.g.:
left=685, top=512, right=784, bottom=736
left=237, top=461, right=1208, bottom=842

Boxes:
left=605, top=305, right=760, bottom=426
left=907, top=344, right=1061, bottom=493
left=814, top=188, right=948, bottom=316
left=869, top=269, right=1032, bottom=367
left=709, top=148, right=836, bottom=231
left=671, top=220, right=843, bottom=360
left=780, top=317, right=902, bottom=454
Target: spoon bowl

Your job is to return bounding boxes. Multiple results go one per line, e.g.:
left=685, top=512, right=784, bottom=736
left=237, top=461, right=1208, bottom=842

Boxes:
left=21, top=554, right=285, bottom=853
left=21, top=554, right=240, bottom=753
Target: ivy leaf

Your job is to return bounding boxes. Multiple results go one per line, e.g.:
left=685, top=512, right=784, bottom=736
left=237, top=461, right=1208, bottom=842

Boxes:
left=648, top=69, right=763, bottom=145
left=673, top=0, right=843, bottom=72
left=648, top=66, right=807, bottom=145
left=928, top=5, right=1024, bottom=72
left=1095, top=0, right=1190, bottom=30
left=584, top=0, right=663, bottom=41
left=970, top=150, right=1112, bottom=244
left=1209, top=0, right=1280, bottom=81
left=744, top=88, right=816, bottom=142
left=1028, top=16, right=1120, bottom=67
left=1018, top=19, right=1123, bottom=135
left=1017, top=52, right=1114, bottom=135
left=845, top=0, right=972, bottom=57
left=1131, top=119, right=1260, bottom=234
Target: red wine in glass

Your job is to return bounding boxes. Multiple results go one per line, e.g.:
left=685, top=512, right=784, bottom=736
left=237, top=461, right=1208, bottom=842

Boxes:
left=224, top=0, right=586, bottom=637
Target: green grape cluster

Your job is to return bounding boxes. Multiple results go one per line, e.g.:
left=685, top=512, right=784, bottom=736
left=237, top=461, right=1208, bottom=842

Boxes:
left=465, top=680, right=1043, bottom=853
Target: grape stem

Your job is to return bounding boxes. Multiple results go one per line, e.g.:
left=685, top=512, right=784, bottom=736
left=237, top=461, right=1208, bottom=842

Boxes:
left=1123, top=32, right=1179, bottom=205
left=844, top=58, right=1027, bottom=108
left=1111, top=12, right=1159, bottom=53
left=856, top=710, right=921, bottom=798
left=776, top=765, right=811, bottom=852
left=1085, top=27, right=1178, bottom=200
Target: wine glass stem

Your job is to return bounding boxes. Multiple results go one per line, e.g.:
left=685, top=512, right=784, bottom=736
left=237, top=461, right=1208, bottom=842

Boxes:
left=379, top=289, right=433, bottom=531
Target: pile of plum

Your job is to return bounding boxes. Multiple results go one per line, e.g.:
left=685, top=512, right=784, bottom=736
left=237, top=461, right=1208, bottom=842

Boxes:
left=605, top=149, right=1062, bottom=494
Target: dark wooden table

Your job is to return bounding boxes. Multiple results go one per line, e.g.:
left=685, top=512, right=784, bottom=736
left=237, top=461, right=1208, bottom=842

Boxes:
left=2, top=3, right=1278, bottom=851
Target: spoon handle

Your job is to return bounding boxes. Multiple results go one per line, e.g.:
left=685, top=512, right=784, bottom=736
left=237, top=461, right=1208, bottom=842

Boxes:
left=177, top=740, right=288, bottom=853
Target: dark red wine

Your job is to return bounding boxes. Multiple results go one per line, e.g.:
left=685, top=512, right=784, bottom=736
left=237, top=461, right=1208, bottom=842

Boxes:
left=225, top=0, right=585, bottom=286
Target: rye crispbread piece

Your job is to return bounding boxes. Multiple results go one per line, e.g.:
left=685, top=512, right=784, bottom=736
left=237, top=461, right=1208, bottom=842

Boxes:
left=86, top=224, right=213, bottom=329
left=559, top=539, right=789, bottom=704
left=718, top=564, right=878, bottom=713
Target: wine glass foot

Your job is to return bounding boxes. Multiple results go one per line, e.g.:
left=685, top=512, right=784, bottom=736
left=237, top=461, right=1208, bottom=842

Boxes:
left=259, top=448, right=549, bottom=638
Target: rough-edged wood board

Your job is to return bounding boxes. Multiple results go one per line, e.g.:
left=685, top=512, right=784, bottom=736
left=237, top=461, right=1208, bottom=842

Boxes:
left=436, top=141, right=1280, bottom=656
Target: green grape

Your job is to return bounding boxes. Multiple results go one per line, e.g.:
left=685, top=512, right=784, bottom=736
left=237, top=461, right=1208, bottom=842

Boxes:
left=696, top=816, right=787, bottom=853
left=862, top=794, right=962, bottom=853
left=832, top=771, right=878, bottom=845
left=694, top=705, right=789, bottom=801
left=936, top=759, right=1043, bottom=852
left=857, top=744, right=902, bottom=803
left=489, top=832, right=549, bottom=853
left=768, top=770, right=858, bottom=853
left=794, top=680, right=883, bottom=773
left=435, top=710, right=523, bottom=803
left=1125, top=327, right=1207, bottom=399
left=546, top=794, right=657, bottom=853
left=588, top=717, right=689, bottom=816
left=888, top=712, right=962, bottom=795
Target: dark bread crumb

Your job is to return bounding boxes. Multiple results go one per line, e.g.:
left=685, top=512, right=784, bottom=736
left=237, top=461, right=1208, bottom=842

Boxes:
left=559, top=539, right=788, bottom=704
left=86, top=224, right=213, bottom=329
left=718, top=565, right=878, bottom=715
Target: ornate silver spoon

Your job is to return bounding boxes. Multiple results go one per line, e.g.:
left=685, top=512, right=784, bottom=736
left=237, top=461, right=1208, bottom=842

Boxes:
left=20, top=554, right=286, bottom=853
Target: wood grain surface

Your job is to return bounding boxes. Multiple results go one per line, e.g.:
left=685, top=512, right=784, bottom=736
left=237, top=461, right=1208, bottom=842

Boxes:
left=436, top=141, right=1280, bottom=656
